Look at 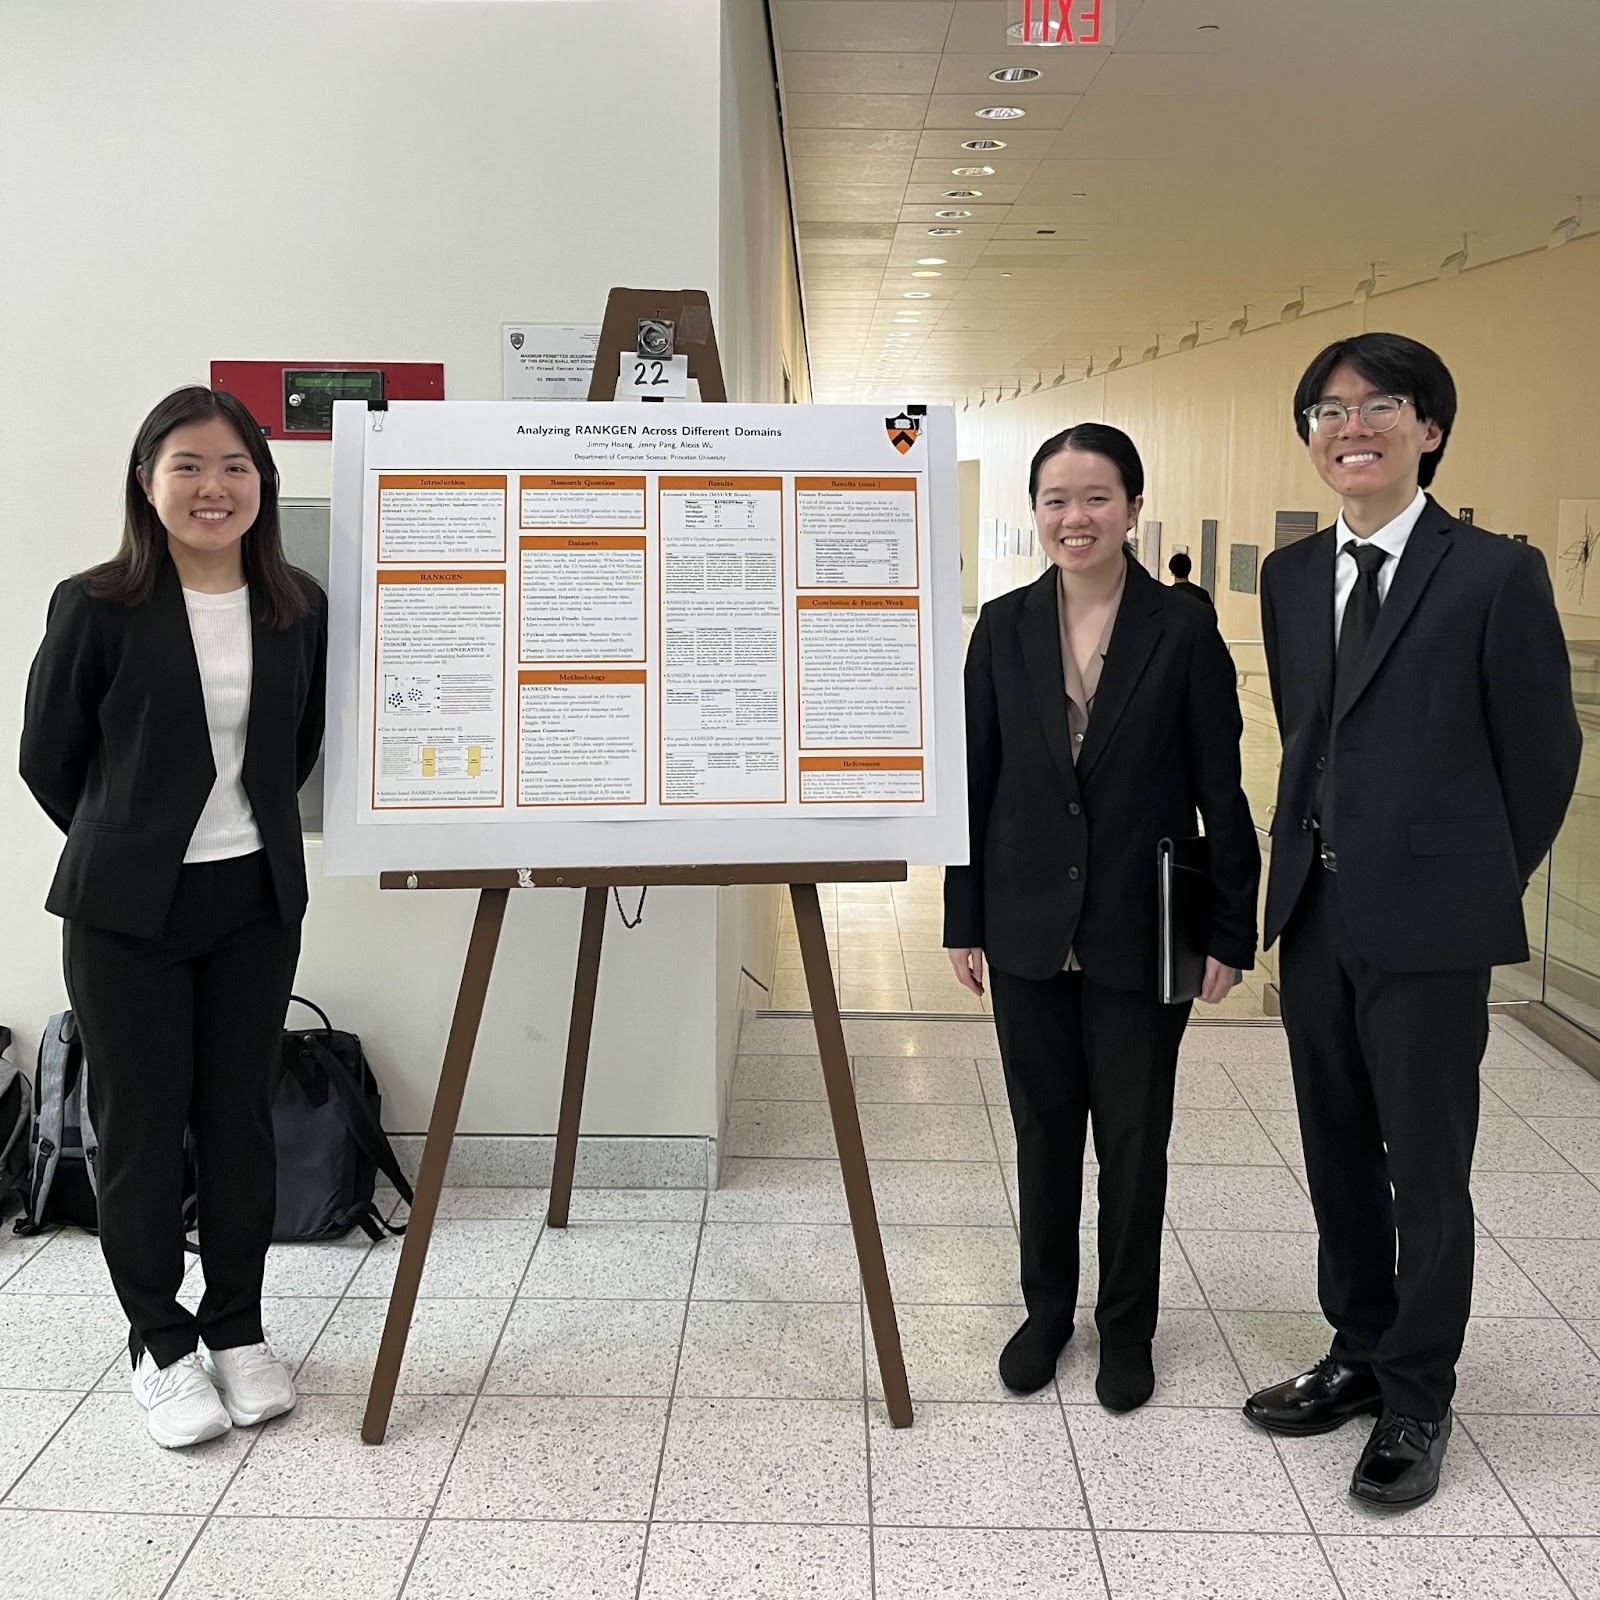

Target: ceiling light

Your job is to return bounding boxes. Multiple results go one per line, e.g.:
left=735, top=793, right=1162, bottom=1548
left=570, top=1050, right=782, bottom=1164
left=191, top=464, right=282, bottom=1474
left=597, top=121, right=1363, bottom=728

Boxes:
left=962, top=138, right=1006, bottom=151
left=999, top=271, right=1013, bottom=278
left=951, top=166, right=995, bottom=178
left=927, top=227, right=962, bottom=236
left=1141, top=341, right=1160, bottom=362
left=1352, top=263, right=1378, bottom=302
left=1010, top=380, right=1024, bottom=400
left=1035, top=228, right=1056, bottom=235
left=1198, top=22, right=1221, bottom=29
left=911, top=270, right=942, bottom=277
left=1549, top=199, right=1585, bottom=248
left=1227, top=306, right=1249, bottom=339
left=990, top=66, right=1041, bottom=82
left=1029, top=372, right=1044, bottom=393
left=1439, top=234, right=1469, bottom=277
left=1178, top=322, right=1200, bottom=352
left=903, top=291, right=932, bottom=299
left=916, top=257, right=947, bottom=265
left=976, top=106, right=1026, bottom=120
left=943, top=189, right=983, bottom=199
left=934, top=209, right=973, bottom=219
left=1006, top=21, right=1067, bottom=45
left=1280, top=287, right=1305, bottom=322
left=1107, top=347, right=1124, bottom=372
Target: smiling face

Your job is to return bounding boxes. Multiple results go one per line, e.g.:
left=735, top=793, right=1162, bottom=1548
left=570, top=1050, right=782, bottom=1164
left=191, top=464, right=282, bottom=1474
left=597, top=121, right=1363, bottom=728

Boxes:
left=1307, top=361, right=1443, bottom=516
left=1033, top=447, right=1142, bottom=582
left=138, top=416, right=261, bottom=562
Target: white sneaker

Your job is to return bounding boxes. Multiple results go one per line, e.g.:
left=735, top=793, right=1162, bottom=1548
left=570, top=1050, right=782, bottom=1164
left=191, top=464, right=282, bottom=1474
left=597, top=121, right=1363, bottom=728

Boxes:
left=201, top=1340, right=297, bottom=1427
left=131, top=1351, right=232, bottom=1449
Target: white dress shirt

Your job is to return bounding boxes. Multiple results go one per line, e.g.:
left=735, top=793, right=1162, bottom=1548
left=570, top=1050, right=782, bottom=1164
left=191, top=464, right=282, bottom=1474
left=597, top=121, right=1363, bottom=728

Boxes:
left=1333, top=488, right=1427, bottom=644
left=182, top=585, right=265, bottom=863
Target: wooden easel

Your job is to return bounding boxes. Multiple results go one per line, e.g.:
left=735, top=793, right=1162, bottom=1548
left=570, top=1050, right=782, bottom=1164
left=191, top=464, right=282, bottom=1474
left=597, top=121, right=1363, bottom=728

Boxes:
left=360, top=291, right=913, bottom=1443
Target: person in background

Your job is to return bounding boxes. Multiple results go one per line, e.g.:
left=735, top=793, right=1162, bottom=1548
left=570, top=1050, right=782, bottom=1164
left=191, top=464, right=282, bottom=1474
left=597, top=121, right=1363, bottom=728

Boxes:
left=20, top=386, right=327, bottom=1449
left=1244, top=333, right=1579, bottom=1509
left=1166, top=550, right=1213, bottom=606
left=945, top=423, right=1259, bottom=1411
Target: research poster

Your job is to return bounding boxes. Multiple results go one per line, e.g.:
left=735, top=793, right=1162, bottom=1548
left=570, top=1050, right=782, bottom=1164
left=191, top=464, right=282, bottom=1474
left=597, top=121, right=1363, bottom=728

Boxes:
left=325, top=400, right=965, bottom=872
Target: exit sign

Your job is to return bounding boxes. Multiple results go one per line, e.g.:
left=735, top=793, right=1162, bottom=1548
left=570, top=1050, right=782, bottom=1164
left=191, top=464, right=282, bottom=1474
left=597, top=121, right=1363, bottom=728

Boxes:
left=1010, top=0, right=1114, bottom=46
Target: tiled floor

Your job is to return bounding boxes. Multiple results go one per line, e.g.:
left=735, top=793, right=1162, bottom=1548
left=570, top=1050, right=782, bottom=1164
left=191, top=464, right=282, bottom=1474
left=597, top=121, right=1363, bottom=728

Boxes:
left=770, top=867, right=1271, bottom=1021
left=5, top=1012, right=1600, bottom=1597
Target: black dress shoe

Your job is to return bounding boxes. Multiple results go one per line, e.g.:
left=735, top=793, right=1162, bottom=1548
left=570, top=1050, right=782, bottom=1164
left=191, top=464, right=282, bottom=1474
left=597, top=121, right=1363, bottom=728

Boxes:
left=1096, top=1341, right=1155, bottom=1413
left=1350, top=1410, right=1451, bottom=1510
left=1243, top=1354, right=1383, bottom=1436
left=998, top=1319, right=1072, bottom=1395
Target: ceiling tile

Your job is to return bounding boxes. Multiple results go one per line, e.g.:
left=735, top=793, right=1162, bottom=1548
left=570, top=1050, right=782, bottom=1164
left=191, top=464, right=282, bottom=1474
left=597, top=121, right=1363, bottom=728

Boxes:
left=794, top=154, right=915, bottom=186
left=782, top=51, right=942, bottom=95
left=910, top=156, right=1040, bottom=184
left=785, top=93, right=930, bottom=129
left=772, top=2, right=957, bottom=53
left=923, top=93, right=1082, bottom=129
left=794, top=183, right=911, bottom=222
left=902, top=182, right=1024, bottom=205
left=931, top=50, right=1107, bottom=94
left=789, top=127, right=924, bottom=160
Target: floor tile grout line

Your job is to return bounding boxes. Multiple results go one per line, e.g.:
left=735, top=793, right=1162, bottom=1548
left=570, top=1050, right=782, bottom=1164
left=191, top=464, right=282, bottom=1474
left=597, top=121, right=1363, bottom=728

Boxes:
left=0, top=1340, right=124, bottom=1511
left=392, top=1210, right=547, bottom=1600
left=1166, top=1220, right=1352, bottom=1600
left=632, top=1188, right=709, bottom=1600
left=1052, top=1355, right=1113, bottom=1597
left=861, top=1270, right=877, bottom=1600
left=1451, top=1413, right=1546, bottom=1545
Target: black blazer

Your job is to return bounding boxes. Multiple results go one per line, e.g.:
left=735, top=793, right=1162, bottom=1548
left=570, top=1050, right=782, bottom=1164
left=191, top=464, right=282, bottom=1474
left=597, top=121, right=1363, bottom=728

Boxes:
left=1260, top=498, right=1580, bottom=971
left=944, top=556, right=1260, bottom=988
left=20, top=557, right=328, bottom=941
left=1170, top=580, right=1214, bottom=608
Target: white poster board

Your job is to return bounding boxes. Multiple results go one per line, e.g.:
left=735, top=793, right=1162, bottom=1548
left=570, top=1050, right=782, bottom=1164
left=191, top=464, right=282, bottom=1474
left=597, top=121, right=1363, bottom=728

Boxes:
left=324, top=400, right=967, bottom=873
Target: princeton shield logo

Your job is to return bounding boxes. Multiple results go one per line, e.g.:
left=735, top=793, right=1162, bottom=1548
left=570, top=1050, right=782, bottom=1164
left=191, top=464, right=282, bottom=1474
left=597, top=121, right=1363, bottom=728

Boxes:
left=886, top=413, right=921, bottom=453
left=509, top=331, right=525, bottom=350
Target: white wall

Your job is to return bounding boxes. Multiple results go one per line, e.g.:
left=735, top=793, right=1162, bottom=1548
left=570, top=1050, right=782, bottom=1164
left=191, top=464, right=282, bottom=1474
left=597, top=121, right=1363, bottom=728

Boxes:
left=0, top=0, right=799, bottom=1140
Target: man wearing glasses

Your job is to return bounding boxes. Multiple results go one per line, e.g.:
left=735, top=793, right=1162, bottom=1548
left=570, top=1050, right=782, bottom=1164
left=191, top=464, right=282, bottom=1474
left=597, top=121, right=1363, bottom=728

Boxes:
left=1244, top=333, right=1579, bottom=1508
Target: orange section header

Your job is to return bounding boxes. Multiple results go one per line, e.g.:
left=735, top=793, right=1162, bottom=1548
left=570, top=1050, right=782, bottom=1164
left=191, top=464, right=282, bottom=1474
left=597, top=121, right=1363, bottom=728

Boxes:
left=796, top=593, right=919, bottom=611
left=521, top=475, right=646, bottom=490
left=660, top=476, right=783, bottom=492
left=379, top=475, right=505, bottom=491
left=520, top=535, right=646, bottom=552
left=377, top=569, right=506, bottom=585
left=518, top=670, right=647, bottom=686
left=795, top=477, right=916, bottom=493
left=800, top=757, right=923, bottom=772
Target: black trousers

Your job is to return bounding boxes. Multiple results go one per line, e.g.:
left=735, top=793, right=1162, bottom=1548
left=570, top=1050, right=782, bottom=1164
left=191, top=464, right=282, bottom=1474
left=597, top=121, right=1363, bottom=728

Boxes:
left=1278, top=864, right=1488, bottom=1421
left=63, top=851, right=300, bottom=1369
left=989, top=965, right=1190, bottom=1347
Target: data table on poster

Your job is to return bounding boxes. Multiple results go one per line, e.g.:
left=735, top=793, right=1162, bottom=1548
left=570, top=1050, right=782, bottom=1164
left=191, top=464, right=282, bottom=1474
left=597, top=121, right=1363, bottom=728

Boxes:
left=324, top=401, right=965, bottom=873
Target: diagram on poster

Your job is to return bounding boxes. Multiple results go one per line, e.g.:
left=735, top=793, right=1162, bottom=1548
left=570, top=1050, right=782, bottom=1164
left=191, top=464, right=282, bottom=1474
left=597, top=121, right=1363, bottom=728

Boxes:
left=324, top=401, right=965, bottom=873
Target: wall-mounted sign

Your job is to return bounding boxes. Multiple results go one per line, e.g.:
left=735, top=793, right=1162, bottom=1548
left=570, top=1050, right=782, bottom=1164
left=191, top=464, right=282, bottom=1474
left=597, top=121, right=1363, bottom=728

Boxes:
left=1008, top=0, right=1114, bottom=47
left=501, top=324, right=602, bottom=401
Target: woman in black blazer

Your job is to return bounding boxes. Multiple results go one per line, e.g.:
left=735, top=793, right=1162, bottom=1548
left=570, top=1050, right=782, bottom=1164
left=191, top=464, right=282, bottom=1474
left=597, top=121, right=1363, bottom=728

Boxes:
left=20, top=386, right=327, bottom=1449
left=945, top=424, right=1259, bottom=1410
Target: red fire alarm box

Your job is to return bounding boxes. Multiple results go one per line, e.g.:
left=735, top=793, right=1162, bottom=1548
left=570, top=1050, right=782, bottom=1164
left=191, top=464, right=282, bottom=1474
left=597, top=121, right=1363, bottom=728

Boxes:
left=209, top=360, right=445, bottom=440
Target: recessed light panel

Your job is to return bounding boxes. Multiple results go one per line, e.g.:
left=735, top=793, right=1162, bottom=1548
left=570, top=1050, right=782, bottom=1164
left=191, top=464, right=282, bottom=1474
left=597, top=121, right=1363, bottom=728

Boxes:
left=903, top=291, right=932, bottom=299
left=916, top=257, right=947, bottom=265
left=926, top=227, right=962, bottom=236
left=951, top=166, right=995, bottom=177
left=989, top=66, right=1040, bottom=82
left=962, top=139, right=1006, bottom=150
left=976, top=106, right=1026, bottom=120
left=934, top=209, right=973, bottom=219
left=942, top=189, right=982, bottom=199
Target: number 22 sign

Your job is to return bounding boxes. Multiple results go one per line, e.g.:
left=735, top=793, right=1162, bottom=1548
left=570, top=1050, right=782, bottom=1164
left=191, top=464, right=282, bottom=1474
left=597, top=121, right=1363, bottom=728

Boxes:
left=617, top=353, right=689, bottom=398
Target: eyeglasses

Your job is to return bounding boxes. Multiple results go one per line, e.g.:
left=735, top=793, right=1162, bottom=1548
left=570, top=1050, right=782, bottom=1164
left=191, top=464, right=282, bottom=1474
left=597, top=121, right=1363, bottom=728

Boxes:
left=1303, top=394, right=1411, bottom=434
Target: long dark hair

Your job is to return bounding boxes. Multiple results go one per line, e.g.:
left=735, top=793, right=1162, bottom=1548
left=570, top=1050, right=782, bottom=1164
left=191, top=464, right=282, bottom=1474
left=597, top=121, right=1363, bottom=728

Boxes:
left=83, top=386, right=313, bottom=628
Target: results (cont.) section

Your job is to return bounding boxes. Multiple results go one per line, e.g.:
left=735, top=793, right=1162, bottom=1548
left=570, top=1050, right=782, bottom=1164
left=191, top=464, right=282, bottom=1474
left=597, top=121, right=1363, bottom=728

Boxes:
left=377, top=475, right=507, bottom=563
left=518, top=670, right=646, bottom=807
left=797, top=594, right=923, bottom=750
left=658, top=475, right=786, bottom=805
left=519, top=536, right=646, bottom=663
left=795, top=476, right=918, bottom=589
left=372, top=570, right=506, bottom=810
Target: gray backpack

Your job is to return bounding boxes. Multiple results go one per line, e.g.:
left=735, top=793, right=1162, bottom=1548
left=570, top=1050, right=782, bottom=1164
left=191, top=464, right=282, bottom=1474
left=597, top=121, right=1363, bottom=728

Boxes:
left=0, top=1027, right=29, bottom=1219
left=13, top=1011, right=100, bottom=1235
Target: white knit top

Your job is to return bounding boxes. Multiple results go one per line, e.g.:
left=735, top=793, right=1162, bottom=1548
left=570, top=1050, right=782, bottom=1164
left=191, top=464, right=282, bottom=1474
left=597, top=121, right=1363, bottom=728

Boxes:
left=182, top=586, right=264, bottom=863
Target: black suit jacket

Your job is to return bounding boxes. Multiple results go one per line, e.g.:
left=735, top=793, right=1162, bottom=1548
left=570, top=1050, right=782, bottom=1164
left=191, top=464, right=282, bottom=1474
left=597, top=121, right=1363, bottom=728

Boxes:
left=20, top=557, right=328, bottom=941
left=944, top=556, right=1260, bottom=988
left=1260, top=498, right=1579, bottom=970
left=1170, top=580, right=1214, bottom=608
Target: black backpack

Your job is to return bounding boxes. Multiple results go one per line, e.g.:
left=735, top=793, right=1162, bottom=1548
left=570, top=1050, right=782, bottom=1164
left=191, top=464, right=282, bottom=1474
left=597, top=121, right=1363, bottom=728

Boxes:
left=0, top=1027, right=29, bottom=1220
left=274, top=996, right=412, bottom=1242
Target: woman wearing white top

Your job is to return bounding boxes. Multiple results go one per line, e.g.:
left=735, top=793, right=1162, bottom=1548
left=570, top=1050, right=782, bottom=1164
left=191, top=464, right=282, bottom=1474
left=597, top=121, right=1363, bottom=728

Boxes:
left=20, top=387, right=327, bottom=1448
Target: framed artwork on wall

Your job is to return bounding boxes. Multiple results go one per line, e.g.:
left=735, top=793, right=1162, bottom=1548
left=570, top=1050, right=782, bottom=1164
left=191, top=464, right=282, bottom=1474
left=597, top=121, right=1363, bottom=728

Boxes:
left=1229, top=543, right=1259, bottom=594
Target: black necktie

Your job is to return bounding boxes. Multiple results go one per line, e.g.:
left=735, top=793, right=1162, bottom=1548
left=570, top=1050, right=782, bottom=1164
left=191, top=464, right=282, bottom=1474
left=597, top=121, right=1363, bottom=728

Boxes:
left=1336, top=540, right=1387, bottom=690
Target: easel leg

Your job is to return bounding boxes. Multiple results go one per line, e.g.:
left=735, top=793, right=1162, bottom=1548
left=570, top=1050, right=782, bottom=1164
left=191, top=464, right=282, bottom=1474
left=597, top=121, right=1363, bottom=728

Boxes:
left=791, top=883, right=913, bottom=1428
left=362, top=887, right=510, bottom=1445
left=546, top=885, right=608, bottom=1229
